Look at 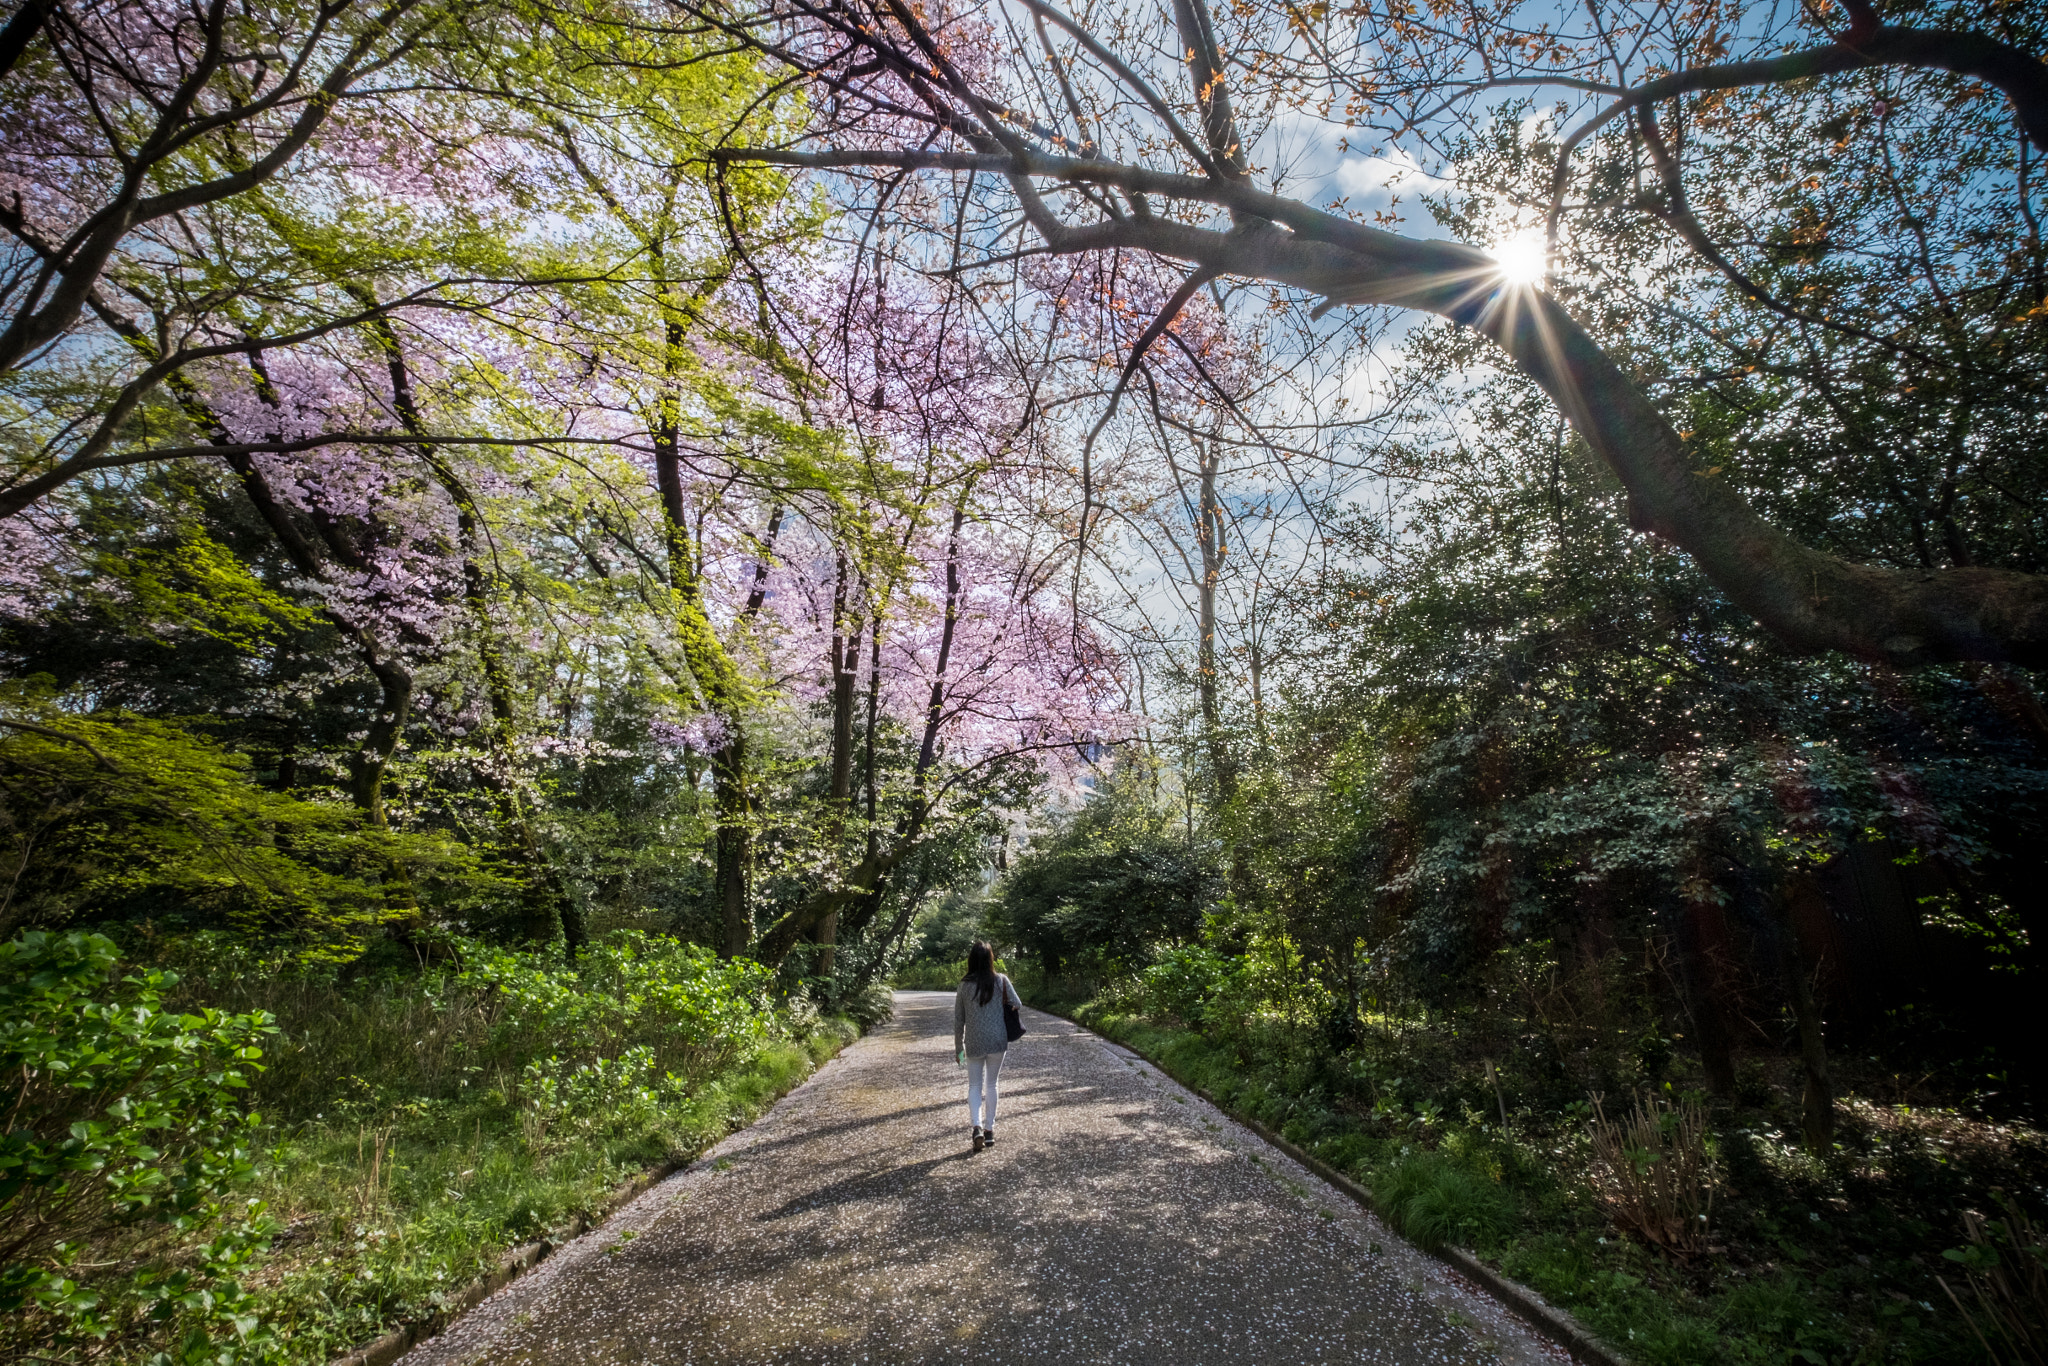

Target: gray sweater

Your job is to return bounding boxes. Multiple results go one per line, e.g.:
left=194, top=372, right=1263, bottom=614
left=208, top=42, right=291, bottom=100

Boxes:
left=954, top=973, right=1022, bottom=1058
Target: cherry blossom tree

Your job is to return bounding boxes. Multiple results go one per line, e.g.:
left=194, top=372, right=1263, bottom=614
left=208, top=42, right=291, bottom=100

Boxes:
left=0, top=0, right=1150, bottom=966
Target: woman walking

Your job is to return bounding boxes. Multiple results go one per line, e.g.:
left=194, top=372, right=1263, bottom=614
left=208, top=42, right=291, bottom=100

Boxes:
left=955, top=941, right=1022, bottom=1152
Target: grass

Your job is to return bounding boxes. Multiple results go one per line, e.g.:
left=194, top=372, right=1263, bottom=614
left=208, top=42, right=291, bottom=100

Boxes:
left=1371, top=1149, right=1519, bottom=1251
left=243, top=1027, right=855, bottom=1362
left=1040, top=993, right=2041, bottom=1365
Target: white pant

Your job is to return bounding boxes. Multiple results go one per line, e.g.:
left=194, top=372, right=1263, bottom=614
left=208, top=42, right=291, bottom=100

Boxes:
left=966, top=1051, right=1004, bottom=1130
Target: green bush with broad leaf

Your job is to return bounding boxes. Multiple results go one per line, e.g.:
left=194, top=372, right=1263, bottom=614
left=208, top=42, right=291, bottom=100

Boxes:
left=1136, top=943, right=1240, bottom=1028
left=0, top=930, right=280, bottom=1364
left=457, top=933, right=777, bottom=1083
left=988, top=760, right=1217, bottom=978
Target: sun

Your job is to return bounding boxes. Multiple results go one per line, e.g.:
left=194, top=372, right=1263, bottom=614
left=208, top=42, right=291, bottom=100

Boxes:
left=1489, top=234, right=1548, bottom=286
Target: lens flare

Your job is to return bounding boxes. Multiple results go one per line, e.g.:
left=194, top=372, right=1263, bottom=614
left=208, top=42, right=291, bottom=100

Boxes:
left=1490, top=235, right=1548, bottom=286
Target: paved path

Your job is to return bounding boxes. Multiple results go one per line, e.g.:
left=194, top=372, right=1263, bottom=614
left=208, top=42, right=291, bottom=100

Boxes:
left=402, top=993, right=1564, bottom=1366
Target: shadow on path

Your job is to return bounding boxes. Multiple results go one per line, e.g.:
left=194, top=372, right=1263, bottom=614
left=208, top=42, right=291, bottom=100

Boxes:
left=756, top=1152, right=978, bottom=1221
left=399, top=992, right=1562, bottom=1366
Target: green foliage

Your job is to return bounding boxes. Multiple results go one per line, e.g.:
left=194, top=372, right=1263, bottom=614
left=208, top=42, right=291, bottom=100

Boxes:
left=892, top=957, right=969, bottom=990
left=1052, top=983, right=2020, bottom=1364
left=1719, top=1275, right=1851, bottom=1364
left=1095, top=924, right=1332, bottom=1048
left=1202, top=129, right=2048, bottom=1015
left=87, top=525, right=317, bottom=653
left=246, top=1029, right=846, bottom=1362
left=1133, top=943, right=1240, bottom=1027
left=992, top=763, right=1217, bottom=975
left=0, top=0, right=937, bottom=975
left=0, top=928, right=862, bottom=1363
left=1938, top=1198, right=2048, bottom=1365
left=908, top=886, right=992, bottom=968
left=0, top=696, right=484, bottom=957
left=0, top=931, right=280, bottom=1364
left=833, top=982, right=896, bottom=1030
left=1134, top=942, right=1235, bottom=1023
left=458, top=933, right=776, bottom=1077
left=534, top=683, right=717, bottom=946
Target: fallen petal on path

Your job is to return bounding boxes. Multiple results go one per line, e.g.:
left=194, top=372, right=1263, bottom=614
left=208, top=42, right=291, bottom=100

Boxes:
left=400, top=994, right=1571, bottom=1366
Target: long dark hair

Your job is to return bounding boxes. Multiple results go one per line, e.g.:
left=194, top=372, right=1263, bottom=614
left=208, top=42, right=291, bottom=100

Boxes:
left=965, top=941, right=998, bottom=1006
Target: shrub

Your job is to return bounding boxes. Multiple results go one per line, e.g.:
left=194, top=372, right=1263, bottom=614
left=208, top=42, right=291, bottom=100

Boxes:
left=459, top=932, right=775, bottom=1081
left=893, top=958, right=967, bottom=990
left=1939, top=1198, right=2048, bottom=1364
left=1587, top=1090, right=1717, bottom=1257
left=989, top=765, right=1217, bottom=976
left=519, top=1046, right=669, bottom=1149
left=1720, top=1274, right=1849, bottom=1363
left=0, top=704, right=480, bottom=959
left=0, top=930, right=279, bottom=1363
left=1138, top=944, right=1238, bottom=1027
left=838, top=982, right=896, bottom=1030
left=1314, top=1131, right=1382, bottom=1174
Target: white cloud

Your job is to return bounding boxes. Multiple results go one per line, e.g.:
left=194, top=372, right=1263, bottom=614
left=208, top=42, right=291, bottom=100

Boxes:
left=1330, top=148, right=1448, bottom=202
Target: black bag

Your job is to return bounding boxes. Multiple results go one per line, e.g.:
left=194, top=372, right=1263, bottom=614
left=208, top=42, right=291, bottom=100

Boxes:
left=1002, top=977, right=1027, bottom=1042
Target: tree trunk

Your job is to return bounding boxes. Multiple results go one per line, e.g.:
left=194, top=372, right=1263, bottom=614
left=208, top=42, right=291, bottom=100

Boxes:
left=1194, top=439, right=1235, bottom=803
left=714, top=738, right=752, bottom=958
left=842, top=866, right=933, bottom=999
left=0, top=0, right=54, bottom=81
left=651, top=369, right=762, bottom=958
left=88, top=310, right=420, bottom=830
left=820, top=552, right=863, bottom=979
left=348, top=658, right=415, bottom=827
left=1776, top=878, right=1836, bottom=1149
left=219, top=447, right=414, bottom=829
left=914, top=502, right=969, bottom=781
left=750, top=499, right=970, bottom=971
left=1680, top=892, right=1740, bottom=1099
left=751, top=832, right=921, bottom=968
left=215, top=444, right=421, bottom=924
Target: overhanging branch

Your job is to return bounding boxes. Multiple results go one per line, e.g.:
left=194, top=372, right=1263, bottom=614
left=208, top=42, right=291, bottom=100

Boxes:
left=0, top=433, right=655, bottom=520
left=1548, top=26, right=2048, bottom=240
left=719, top=139, right=2048, bottom=667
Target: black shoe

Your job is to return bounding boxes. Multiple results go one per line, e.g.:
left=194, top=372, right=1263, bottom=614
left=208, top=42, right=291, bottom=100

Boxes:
left=982, top=1129, right=997, bottom=1146
left=972, top=1128, right=985, bottom=1153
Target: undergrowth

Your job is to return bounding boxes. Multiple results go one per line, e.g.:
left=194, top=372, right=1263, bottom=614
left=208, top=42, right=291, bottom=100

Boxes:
left=891, top=957, right=968, bottom=990
left=245, top=1027, right=852, bottom=1363
left=3, top=930, right=867, bottom=1365
left=1046, top=995, right=2040, bottom=1366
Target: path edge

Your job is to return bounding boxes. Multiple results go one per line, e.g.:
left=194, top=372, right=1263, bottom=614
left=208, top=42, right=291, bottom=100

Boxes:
left=326, top=1024, right=866, bottom=1366
left=1034, top=1002, right=1634, bottom=1366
